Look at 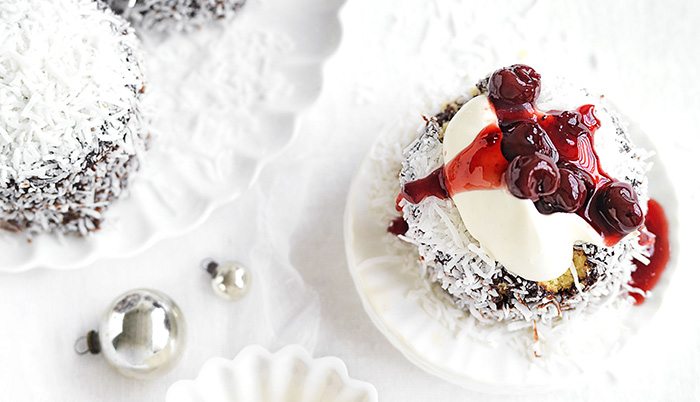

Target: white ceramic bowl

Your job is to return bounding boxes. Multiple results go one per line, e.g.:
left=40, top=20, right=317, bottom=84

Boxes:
left=0, top=0, right=346, bottom=272
left=344, top=116, right=679, bottom=394
left=166, top=345, right=378, bottom=402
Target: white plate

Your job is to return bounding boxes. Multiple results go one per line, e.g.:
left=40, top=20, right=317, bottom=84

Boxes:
left=166, top=345, right=378, bottom=402
left=0, top=0, right=345, bottom=272
left=344, top=118, right=679, bottom=394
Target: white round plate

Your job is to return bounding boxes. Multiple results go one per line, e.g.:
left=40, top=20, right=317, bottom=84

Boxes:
left=0, top=0, right=345, bottom=272
left=166, top=345, right=378, bottom=402
left=344, top=118, right=678, bottom=394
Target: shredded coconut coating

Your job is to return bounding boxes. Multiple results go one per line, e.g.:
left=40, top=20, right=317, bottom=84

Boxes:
left=398, top=83, right=653, bottom=324
left=0, top=0, right=148, bottom=236
left=104, top=0, right=246, bottom=32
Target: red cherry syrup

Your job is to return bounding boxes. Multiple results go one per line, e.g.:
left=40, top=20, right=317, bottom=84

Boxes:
left=629, top=199, right=670, bottom=304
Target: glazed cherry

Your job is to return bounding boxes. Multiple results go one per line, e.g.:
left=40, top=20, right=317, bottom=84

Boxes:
left=552, top=111, right=588, bottom=140
left=539, top=110, right=596, bottom=161
left=501, top=122, right=558, bottom=162
left=535, top=167, right=588, bottom=214
left=594, top=182, right=644, bottom=235
left=505, top=154, right=560, bottom=200
left=488, top=64, right=541, bottom=105
left=558, top=161, right=596, bottom=193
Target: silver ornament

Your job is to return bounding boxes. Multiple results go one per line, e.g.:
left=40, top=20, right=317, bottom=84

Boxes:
left=204, top=260, right=251, bottom=301
left=75, top=289, right=186, bottom=379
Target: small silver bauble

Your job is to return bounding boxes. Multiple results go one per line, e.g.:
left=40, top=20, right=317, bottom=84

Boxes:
left=203, top=260, right=251, bottom=301
left=75, top=289, right=186, bottom=380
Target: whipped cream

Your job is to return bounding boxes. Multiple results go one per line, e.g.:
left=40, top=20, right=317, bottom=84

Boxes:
left=442, top=94, right=604, bottom=282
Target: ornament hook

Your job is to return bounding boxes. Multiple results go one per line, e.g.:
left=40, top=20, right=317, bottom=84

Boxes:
left=74, top=330, right=101, bottom=355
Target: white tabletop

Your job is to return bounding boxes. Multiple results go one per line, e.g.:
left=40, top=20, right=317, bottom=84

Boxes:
left=1, top=0, right=698, bottom=401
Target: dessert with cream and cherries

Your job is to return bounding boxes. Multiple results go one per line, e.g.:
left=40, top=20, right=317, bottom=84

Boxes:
left=393, top=65, right=669, bottom=323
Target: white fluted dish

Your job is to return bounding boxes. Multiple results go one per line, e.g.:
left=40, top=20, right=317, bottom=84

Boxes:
left=166, top=345, right=378, bottom=402
left=344, top=118, right=678, bottom=394
left=0, top=0, right=346, bottom=272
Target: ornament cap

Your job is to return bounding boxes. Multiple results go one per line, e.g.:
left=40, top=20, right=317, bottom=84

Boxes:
left=202, top=258, right=219, bottom=277
left=74, top=330, right=101, bottom=355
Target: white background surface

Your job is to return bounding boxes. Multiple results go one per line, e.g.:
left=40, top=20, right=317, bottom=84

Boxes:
left=1, top=0, right=698, bottom=401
